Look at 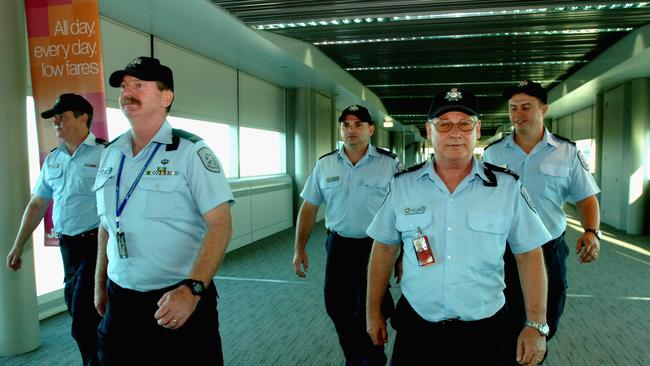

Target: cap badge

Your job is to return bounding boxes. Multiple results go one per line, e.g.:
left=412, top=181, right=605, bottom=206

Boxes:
left=445, top=88, right=462, bottom=102
left=128, top=58, right=143, bottom=67
left=348, top=105, right=359, bottom=111
left=518, top=80, right=529, bottom=87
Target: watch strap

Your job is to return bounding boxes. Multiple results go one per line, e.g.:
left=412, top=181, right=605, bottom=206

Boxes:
left=584, top=228, right=601, bottom=240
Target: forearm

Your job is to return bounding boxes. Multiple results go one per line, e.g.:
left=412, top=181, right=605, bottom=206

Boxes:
left=515, top=248, right=548, bottom=322
left=190, top=203, right=232, bottom=285
left=576, top=195, right=600, bottom=229
left=95, top=225, right=109, bottom=288
left=367, top=242, right=399, bottom=314
left=13, top=197, right=49, bottom=249
left=294, top=201, right=318, bottom=253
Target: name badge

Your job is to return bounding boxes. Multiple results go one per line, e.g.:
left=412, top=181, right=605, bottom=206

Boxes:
left=99, top=167, right=113, bottom=175
left=326, top=176, right=340, bottom=182
left=84, top=163, right=98, bottom=168
left=47, top=163, right=60, bottom=168
left=404, top=206, right=425, bottom=215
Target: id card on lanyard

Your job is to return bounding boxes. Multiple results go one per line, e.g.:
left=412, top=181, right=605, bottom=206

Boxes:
left=115, top=143, right=162, bottom=258
left=412, top=227, right=435, bottom=266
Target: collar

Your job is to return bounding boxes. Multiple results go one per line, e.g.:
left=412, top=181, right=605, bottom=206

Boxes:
left=418, top=157, right=485, bottom=182
left=56, top=131, right=97, bottom=153
left=506, top=127, right=557, bottom=150
left=337, top=143, right=376, bottom=160
left=118, top=120, right=172, bottom=156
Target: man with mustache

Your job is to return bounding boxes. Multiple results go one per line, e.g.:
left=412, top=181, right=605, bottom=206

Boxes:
left=294, top=105, right=400, bottom=365
left=483, top=80, right=601, bottom=364
left=6, top=93, right=104, bottom=366
left=366, top=88, right=551, bottom=366
left=94, top=57, right=234, bottom=365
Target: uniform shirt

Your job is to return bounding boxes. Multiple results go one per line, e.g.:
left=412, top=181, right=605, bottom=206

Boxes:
left=33, top=132, right=105, bottom=236
left=94, top=121, right=234, bottom=291
left=300, top=144, right=400, bottom=238
left=482, top=129, right=600, bottom=238
left=367, top=158, right=551, bottom=322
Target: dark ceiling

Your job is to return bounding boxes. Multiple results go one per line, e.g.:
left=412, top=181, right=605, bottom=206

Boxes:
left=210, top=1, right=650, bottom=137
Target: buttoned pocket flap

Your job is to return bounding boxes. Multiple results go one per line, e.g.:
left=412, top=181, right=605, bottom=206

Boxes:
left=364, top=176, right=388, bottom=189
left=540, top=163, right=569, bottom=177
left=140, top=176, right=182, bottom=192
left=93, top=171, right=115, bottom=191
left=396, top=209, right=432, bottom=232
left=468, top=213, right=509, bottom=234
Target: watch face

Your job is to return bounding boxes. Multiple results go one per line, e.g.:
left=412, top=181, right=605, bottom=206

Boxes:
left=192, top=282, right=204, bottom=293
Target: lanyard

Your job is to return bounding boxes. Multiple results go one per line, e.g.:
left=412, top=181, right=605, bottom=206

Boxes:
left=115, top=142, right=162, bottom=230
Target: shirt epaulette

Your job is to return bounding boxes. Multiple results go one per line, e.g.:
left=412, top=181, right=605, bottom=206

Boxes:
left=95, top=137, right=108, bottom=145
left=172, top=128, right=203, bottom=143
left=395, top=161, right=426, bottom=177
left=551, top=133, right=576, bottom=145
left=105, top=133, right=127, bottom=147
left=376, top=147, right=397, bottom=159
left=319, top=149, right=338, bottom=160
left=483, top=135, right=506, bottom=150
left=49, top=146, right=57, bottom=153
left=484, top=162, right=519, bottom=180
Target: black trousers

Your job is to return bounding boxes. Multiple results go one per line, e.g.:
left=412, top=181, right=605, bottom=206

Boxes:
left=58, top=228, right=102, bottom=366
left=503, top=234, right=568, bottom=365
left=324, top=231, right=394, bottom=366
left=97, top=279, right=223, bottom=366
left=390, top=296, right=507, bottom=366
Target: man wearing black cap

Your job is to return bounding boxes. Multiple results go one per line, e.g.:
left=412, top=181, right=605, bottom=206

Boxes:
left=94, top=56, right=234, bottom=365
left=483, top=80, right=601, bottom=364
left=294, top=104, right=400, bottom=365
left=6, top=93, right=104, bottom=366
left=366, top=88, right=551, bottom=365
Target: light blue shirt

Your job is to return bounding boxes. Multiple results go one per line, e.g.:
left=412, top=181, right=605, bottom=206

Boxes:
left=300, top=144, right=400, bottom=238
left=482, top=129, right=600, bottom=238
left=33, top=132, right=104, bottom=236
left=367, top=158, right=551, bottom=322
left=94, top=121, right=234, bottom=291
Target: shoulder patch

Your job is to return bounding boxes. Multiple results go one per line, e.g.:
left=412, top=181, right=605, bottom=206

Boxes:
left=319, top=149, right=338, bottom=160
left=172, top=128, right=203, bottom=143
left=552, top=133, right=576, bottom=145
left=49, top=146, right=57, bottom=153
left=95, top=137, right=107, bottom=145
left=484, top=162, right=519, bottom=180
left=520, top=185, right=537, bottom=213
left=197, top=147, right=221, bottom=173
left=376, top=147, right=397, bottom=159
left=577, top=151, right=590, bottom=171
left=484, top=135, right=506, bottom=150
left=395, top=161, right=426, bottom=177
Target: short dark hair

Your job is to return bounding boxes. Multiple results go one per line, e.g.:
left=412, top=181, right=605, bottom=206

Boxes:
left=71, top=110, right=93, bottom=128
left=155, top=80, right=174, bottom=113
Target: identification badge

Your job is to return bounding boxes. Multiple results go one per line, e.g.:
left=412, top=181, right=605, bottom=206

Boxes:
left=412, top=227, right=435, bottom=266
left=116, top=229, right=128, bottom=259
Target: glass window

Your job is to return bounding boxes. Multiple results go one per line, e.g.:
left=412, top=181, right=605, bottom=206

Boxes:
left=239, top=127, right=286, bottom=177
left=106, top=107, right=131, bottom=139
left=575, top=139, right=596, bottom=173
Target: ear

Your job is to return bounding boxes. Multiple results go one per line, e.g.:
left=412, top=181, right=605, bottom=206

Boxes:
left=425, top=122, right=433, bottom=140
left=162, top=90, right=174, bottom=108
left=476, top=119, right=481, bottom=140
left=541, top=103, right=548, bottom=116
left=368, top=124, right=376, bottom=137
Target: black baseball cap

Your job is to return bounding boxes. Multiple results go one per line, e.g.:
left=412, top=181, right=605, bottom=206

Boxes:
left=502, top=80, right=547, bottom=104
left=40, top=93, right=93, bottom=119
left=338, top=105, right=374, bottom=124
left=427, top=88, right=479, bottom=119
left=109, top=56, right=174, bottom=91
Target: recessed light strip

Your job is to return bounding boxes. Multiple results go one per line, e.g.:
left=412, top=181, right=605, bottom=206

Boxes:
left=347, top=60, right=585, bottom=72
left=368, top=80, right=558, bottom=87
left=252, top=3, right=649, bottom=30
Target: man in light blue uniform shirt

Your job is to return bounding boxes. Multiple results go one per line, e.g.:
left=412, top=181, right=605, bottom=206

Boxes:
left=367, top=88, right=551, bottom=366
left=94, top=57, right=233, bottom=365
left=482, top=80, right=601, bottom=364
left=293, top=105, right=400, bottom=365
left=6, top=93, right=105, bottom=366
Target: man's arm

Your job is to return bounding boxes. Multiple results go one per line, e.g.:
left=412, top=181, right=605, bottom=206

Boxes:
left=154, top=202, right=232, bottom=329
left=6, top=195, right=50, bottom=271
left=514, top=248, right=548, bottom=366
left=293, top=200, right=319, bottom=277
left=575, top=195, right=600, bottom=263
left=366, top=241, right=399, bottom=346
left=94, top=225, right=109, bottom=316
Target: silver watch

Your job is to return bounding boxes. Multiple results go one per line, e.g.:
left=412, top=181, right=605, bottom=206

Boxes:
left=525, top=320, right=550, bottom=336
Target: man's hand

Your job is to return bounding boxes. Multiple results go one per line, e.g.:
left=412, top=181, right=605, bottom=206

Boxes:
left=94, top=283, right=107, bottom=316
left=154, top=285, right=200, bottom=330
left=6, top=245, right=24, bottom=271
left=366, top=310, right=388, bottom=346
left=293, top=251, right=309, bottom=277
left=516, top=327, right=547, bottom=366
left=576, top=232, right=600, bottom=263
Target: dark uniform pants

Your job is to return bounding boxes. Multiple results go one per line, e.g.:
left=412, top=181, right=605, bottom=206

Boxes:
left=390, top=296, right=507, bottom=366
left=97, top=279, right=223, bottom=366
left=503, top=233, right=568, bottom=365
left=58, top=228, right=102, bottom=366
left=324, top=231, right=394, bottom=366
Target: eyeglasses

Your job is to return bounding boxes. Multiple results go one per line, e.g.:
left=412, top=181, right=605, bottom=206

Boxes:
left=428, top=117, right=478, bottom=132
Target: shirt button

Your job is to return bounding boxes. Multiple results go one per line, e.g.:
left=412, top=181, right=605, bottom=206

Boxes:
left=447, top=227, right=452, bottom=231
left=447, top=256, right=452, bottom=261
left=449, top=198, right=454, bottom=203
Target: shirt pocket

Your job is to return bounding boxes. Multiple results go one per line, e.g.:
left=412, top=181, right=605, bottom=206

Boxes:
left=139, top=176, right=182, bottom=219
left=74, top=166, right=100, bottom=196
left=93, top=172, right=116, bottom=216
left=540, top=162, right=570, bottom=194
left=364, top=176, right=390, bottom=211
left=467, top=212, right=509, bottom=272
left=396, top=210, right=432, bottom=247
left=45, top=166, right=64, bottom=191
left=319, top=176, right=342, bottom=202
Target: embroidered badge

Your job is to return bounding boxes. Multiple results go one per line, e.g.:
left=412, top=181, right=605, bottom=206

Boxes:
left=197, top=147, right=221, bottom=173
left=98, top=167, right=113, bottom=175
left=48, top=163, right=60, bottom=168
left=518, top=80, right=529, bottom=87
left=577, top=151, right=590, bottom=171
left=404, top=206, right=425, bottom=215
left=146, top=167, right=178, bottom=176
left=445, top=88, right=462, bottom=102
left=326, top=176, right=340, bottom=183
left=520, top=185, right=536, bottom=213
left=161, top=159, right=169, bottom=165
left=349, top=105, right=359, bottom=111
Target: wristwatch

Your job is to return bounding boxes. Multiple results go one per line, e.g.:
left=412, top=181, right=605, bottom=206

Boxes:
left=584, top=228, right=601, bottom=240
left=525, top=320, right=550, bottom=337
left=181, top=279, right=206, bottom=297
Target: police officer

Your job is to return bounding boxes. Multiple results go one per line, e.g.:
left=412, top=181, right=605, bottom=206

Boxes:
left=6, top=93, right=104, bottom=366
left=293, top=104, right=400, bottom=365
left=482, top=80, right=601, bottom=364
left=366, top=88, right=552, bottom=366
left=93, top=57, right=234, bottom=365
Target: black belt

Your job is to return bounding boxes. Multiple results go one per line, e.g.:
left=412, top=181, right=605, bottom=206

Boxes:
left=57, top=228, right=98, bottom=241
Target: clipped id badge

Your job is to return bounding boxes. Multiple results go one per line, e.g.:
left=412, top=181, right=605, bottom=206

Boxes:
left=412, top=227, right=435, bottom=266
left=116, top=229, right=129, bottom=259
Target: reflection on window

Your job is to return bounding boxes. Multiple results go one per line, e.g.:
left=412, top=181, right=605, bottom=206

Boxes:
left=575, top=139, right=596, bottom=173
left=240, top=127, right=286, bottom=177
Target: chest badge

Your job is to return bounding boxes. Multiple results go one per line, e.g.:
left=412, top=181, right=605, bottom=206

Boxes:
left=161, top=159, right=169, bottom=165
left=404, top=206, right=425, bottom=215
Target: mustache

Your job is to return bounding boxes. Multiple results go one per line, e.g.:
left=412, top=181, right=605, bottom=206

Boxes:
left=120, top=96, right=141, bottom=106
